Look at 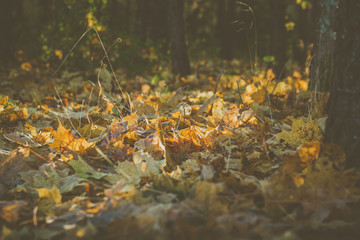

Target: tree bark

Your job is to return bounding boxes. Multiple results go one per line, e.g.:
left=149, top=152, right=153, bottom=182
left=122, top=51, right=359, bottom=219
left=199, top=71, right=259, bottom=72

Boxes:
left=270, top=0, right=287, bottom=76
left=137, top=0, right=150, bottom=41
left=325, top=1, right=360, bottom=167
left=149, top=0, right=168, bottom=41
left=218, top=0, right=236, bottom=60
left=0, top=0, right=14, bottom=65
left=311, top=0, right=338, bottom=91
left=169, top=0, right=191, bottom=76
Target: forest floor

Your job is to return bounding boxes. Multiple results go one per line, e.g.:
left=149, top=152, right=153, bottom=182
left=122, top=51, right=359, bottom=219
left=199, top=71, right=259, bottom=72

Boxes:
left=0, top=60, right=360, bottom=240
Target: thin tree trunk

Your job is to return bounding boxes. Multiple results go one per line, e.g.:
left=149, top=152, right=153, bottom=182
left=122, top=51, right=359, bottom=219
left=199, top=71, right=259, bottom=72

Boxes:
left=270, top=0, right=287, bottom=76
left=325, top=1, right=360, bottom=167
left=169, top=0, right=191, bottom=76
left=137, top=0, right=149, bottom=41
left=219, top=0, right=236, bottom=60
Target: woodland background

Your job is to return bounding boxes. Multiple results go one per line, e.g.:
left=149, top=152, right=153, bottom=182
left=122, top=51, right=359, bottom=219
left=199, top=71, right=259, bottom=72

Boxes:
left=1, top=0, right=360, bottom=240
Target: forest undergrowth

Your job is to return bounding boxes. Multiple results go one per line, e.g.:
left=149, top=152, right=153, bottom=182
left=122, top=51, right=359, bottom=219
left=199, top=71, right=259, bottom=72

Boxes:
left=0, top=59, right=359, bottom=240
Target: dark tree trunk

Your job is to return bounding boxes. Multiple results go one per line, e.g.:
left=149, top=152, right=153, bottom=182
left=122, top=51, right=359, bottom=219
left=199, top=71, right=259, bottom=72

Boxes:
left=137, top=0, right=150, bottom=41
left=217, top=0, right=225, bottom=39
left=325, top=1, right=360, bottom=168
left=311, top=0, right=338, bottom=91
left=126, top=0, right=131, bottom=32
left=149, top=0, right=168, bottom=41
left=39, top=0, right=52, bottom=25
left=108, top=0, right=121, bottom=31
left=218, top=0, right=236, bottom=60
left=169, top=0, right=191, bottom=76
left=0, top=0, right=14, bottom=65
left=270, top=0, right=287, bottom=76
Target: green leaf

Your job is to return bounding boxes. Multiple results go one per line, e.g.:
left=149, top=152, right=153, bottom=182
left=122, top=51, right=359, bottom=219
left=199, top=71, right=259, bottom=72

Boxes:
left=68, top=156, right=107, bottom=179
left=263, top=55, right=275, bottom=63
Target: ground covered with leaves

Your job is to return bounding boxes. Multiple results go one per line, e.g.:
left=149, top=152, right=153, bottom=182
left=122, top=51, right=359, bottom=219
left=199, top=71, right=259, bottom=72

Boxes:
left=1, top=61, right=360, bottom=240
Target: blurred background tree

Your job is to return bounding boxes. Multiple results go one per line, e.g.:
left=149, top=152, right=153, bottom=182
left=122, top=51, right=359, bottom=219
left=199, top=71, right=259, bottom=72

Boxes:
left=0, top=0, right=319, bottom=79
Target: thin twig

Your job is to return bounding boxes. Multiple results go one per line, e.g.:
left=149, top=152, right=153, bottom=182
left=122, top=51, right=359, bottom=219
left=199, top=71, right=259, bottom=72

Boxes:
left=53, top=28, right=91, bottom=77
left=236, top=80, right=244, bottom=105
left=93, top=28, right=124, bottom=96
left=214, top=65, right=226, bottom=95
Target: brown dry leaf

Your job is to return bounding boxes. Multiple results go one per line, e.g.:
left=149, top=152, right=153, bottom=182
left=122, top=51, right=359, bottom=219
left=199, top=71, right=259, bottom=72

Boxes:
left=173, top=102, right=192, bottom=116
left=49, top=121, right=94, bottom=154
left=104, top=181, right=138, bottom=201
left=155, top=114, right=176, bottom=171
left=212, top=98, right=227, bottom=120
left=133, top=150, right=166, bottom=177
left=197, top=94, right=219, bottom=115
left=77, top=123, right=106, bottom=140
left=222, top=108, right=241, bottom=128
left=23, top=123, right=53, bottom=145
left=251, top=88, right=266, bottom=103
left=166, top=137, right=198, bottom=166
left=262, top=142, right=360, bottom=218
left=105, top=120, right=128, bottom=143
left=179, top=126, right=204, bottom=148
left=122, top=112, right=139, bottom=127
left=0, top=107, right=28, bottom=123
left=190, top=181, right=228, bottom=216
left=132, top=100, right=156, bottom=116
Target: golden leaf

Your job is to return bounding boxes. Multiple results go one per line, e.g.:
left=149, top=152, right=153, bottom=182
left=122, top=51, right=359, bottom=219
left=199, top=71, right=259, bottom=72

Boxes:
left=36, top=186, right=62, bottom=205
left=20, top=62, right=32, bottom=72
left=0, top=201, right=25, bottom=223
left=0, top=96, right=8, bottom=105
left=49, top=121, right=94, bottom=154
left=297, top=142, right=321, bottom=164
left=54, top=50, right=63, bottom=60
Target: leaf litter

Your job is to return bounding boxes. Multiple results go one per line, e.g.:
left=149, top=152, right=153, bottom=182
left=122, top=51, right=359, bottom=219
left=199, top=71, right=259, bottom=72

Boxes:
left=0, top=62, right=360, bottom=240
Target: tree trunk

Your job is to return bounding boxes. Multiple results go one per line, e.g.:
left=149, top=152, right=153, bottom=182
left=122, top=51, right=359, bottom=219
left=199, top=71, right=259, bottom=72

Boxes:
left=0, top=0, right=14, bottom=65
left=311, top=0, right=338, bottom=91
left=168, top=0, right=191, bottom=76
left=149, top=0, right=168, bottom=41
left=218, top=0, right=236, bottom=60
left=325, top=1, right=360, bottom=168
left=270, top=0, right=287, bottom=76
left=137, top=0, right=149, bottom=41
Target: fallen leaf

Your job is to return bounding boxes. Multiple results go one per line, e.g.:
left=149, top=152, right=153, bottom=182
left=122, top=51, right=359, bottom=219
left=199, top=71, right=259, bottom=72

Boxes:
left=68, top=156, right=108, bottom=179
left=49, top=121, right=94, bottom=154
left=36, top=185, right=62, bottom=205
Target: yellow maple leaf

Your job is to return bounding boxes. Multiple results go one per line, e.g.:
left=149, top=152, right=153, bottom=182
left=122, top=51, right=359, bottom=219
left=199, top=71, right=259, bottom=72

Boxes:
left=49, top=121, right=94, bottom=155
